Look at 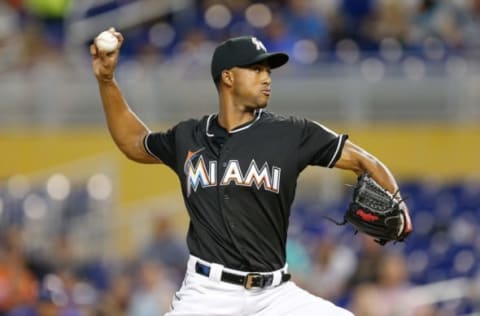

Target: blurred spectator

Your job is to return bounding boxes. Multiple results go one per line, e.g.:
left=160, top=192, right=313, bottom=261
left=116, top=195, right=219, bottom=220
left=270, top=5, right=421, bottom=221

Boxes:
left=457, top=0, right=480, bottom=55
left=0, top=2, right=25, bottom=72
left=347, top=235, right=384, bottom=288
left=95, top=272, right=132, bottom=316
left=374, top=252, right=411, bottom=315
left=350, top=252, right=445, bottom=316
left=335, top=0, right=377, bottom=49
left=24, top=0, right=71, bottom=42
left=285, top=236, right=311, bottom=287
left=128, top=261, right=176, bottom=316
left=305, top=236, right=356, bottom=301
left=37, top=267, right=97, bottom=316
left=372, top=0, right=410, bottom=43
left=0, top=230, right=38, bottom=315
left=197, top=0, right=254, bottom=41
left=172, top=28, right=211, bottom=63
left=22, top=0, right=72, bottom=60
left=224, top=0, right=256, bottom=38
left=283, top=0, right=330, bottom=47
left=278, top=0, right=329, bottom=63
left=261, top=14, right=296, bottom=57
left=140, top=214, right=188, bottom=285
left=349, top=283, right=379, bottom=316
left=6, top=0, right=23, bottom=11
left=408, top=0, right=463, bottom=50
left=6, top=0, right=480, bottom=68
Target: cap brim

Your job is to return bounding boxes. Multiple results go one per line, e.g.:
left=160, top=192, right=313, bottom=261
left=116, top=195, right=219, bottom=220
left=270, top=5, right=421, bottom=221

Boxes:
left=239, top=52, right=289, bottom=69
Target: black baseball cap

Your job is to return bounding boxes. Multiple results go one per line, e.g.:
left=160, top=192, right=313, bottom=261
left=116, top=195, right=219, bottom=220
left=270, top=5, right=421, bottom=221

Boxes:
left=211, top=36, right=289, bottom=81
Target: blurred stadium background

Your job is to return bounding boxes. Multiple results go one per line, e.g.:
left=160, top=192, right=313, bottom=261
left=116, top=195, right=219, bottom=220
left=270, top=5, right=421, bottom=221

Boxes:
left=1, top=0, right=480, bottom=315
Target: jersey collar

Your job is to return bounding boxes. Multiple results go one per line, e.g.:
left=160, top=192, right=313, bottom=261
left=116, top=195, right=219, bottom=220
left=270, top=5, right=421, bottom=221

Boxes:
left=206, top=109, right=264, bottom=137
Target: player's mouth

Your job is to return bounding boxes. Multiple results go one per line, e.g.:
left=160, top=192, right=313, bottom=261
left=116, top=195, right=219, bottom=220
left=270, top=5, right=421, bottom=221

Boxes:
left=261, top=89, right=271, bottom=96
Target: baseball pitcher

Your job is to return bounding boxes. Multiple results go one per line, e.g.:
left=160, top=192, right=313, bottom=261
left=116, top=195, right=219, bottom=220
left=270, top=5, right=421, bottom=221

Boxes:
left=91, top=29, right=412, bottom=316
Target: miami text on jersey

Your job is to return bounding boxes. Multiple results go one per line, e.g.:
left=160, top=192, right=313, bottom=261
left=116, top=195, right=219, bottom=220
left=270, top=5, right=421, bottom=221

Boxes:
left=184, top=149, right=281, bottom=196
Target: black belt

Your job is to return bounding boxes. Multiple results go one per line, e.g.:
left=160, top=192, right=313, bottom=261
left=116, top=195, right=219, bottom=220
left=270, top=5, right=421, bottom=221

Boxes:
left=195, top=261, right=291, bottom=289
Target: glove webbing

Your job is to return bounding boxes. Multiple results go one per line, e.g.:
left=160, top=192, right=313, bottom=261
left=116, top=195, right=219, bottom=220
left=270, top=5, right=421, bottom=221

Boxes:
left=322, top=184, right=407, bottom=245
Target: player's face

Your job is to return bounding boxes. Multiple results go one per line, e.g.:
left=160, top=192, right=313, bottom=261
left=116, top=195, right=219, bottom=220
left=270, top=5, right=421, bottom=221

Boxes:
left=231, top=62, right=272, bottom=109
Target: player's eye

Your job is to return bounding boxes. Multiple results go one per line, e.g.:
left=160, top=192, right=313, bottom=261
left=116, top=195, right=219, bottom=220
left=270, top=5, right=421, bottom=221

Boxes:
left=251, top=65, right=270, bottom=74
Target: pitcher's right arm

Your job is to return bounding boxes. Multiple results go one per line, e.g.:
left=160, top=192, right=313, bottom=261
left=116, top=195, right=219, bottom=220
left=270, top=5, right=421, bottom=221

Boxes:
left=91, top=28, right=161, bottom=164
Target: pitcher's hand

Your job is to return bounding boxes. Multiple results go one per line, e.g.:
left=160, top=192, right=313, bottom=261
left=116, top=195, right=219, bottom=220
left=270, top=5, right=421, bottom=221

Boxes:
left=91, top=28, right=123, bottom=82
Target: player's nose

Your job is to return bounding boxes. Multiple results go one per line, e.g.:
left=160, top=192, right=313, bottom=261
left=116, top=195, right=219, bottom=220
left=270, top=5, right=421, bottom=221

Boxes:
left=262, top=72, right=271, bottom=85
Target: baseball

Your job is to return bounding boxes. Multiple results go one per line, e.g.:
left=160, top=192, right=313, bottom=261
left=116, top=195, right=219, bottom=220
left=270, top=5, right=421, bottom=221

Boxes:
left=95, top=31, right=119, bottom=53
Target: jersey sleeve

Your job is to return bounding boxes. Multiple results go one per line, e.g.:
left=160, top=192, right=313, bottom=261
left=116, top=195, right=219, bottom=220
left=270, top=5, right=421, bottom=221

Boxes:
left=143, top=125, right=177, bottom=169
left=297, top=119, right=348, bottom=170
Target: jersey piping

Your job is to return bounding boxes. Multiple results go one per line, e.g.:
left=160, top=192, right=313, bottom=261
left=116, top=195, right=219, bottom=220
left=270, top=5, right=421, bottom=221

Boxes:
left=206, top=109, right=264, bottom=137
left=143, top=132, right=163, bottom=162
left=327, top=134, right=346, bottom=168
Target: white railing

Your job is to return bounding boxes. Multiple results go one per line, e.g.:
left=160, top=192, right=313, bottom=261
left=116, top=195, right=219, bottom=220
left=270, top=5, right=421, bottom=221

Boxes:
left=401, top=277, right=480, bottom=315
left=65, top=0, right=193, bottom=47
left=1, top=58, right=480, bottom=126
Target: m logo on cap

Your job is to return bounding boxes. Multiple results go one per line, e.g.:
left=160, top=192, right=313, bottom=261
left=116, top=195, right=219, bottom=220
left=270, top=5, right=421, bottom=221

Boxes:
left=251, top=37, right=267, bottom=52
left=210, top=35, right=288, bottom=80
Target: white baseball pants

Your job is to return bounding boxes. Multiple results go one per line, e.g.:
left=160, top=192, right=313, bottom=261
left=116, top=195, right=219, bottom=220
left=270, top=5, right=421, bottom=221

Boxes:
left=164, top=255, right=354, bottom=316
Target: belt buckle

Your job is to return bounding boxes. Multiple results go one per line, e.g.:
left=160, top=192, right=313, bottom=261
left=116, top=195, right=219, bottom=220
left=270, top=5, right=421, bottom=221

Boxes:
left=244, top=273, right=263, bottom=289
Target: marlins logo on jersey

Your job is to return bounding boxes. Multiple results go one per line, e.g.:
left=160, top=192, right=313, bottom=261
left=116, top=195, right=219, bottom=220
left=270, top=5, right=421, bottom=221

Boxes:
left=184, top=148, right=281, bottom=196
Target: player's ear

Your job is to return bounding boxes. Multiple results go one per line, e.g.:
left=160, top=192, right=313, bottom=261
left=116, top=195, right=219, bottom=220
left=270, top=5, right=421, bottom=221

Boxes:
left=221, top=70, right=233, bottom=87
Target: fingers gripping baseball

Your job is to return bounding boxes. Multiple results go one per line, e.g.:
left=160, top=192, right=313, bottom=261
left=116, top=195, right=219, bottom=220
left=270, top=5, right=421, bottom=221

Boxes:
left=91, top=27, right=124, bottom=82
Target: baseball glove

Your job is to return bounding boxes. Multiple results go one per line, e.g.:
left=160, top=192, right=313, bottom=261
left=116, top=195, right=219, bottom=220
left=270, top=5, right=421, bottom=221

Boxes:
left=326, top=173, right=412, bottom=245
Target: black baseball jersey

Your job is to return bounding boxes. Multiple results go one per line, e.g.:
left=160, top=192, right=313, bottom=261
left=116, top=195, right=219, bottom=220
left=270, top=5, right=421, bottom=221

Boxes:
left=144, top=110, right=348, bottom=272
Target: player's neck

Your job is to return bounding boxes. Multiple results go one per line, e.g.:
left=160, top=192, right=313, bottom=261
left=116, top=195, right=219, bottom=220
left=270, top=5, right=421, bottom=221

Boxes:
left=217, top=96, right=256, bottom=132
left=217, top=108, right=256, bottom=132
